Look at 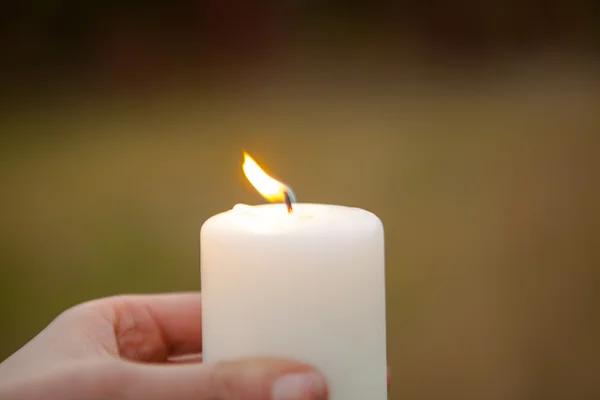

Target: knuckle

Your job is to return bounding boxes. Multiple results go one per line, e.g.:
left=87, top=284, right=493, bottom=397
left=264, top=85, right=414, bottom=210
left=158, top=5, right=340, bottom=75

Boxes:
left=55, top=298, right=106, bottom=323
left=57, top=295, right=134, bottom=321
left=50, top=299, right=111, bottom=336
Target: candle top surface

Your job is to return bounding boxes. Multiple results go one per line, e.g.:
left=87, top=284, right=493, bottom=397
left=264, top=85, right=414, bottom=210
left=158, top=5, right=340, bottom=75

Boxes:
left=202, top=203, right=382, bottom=236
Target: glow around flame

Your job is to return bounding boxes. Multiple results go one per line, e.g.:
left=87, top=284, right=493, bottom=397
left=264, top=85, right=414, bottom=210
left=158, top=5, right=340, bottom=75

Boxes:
left=243, top=152, right=293, bottom=203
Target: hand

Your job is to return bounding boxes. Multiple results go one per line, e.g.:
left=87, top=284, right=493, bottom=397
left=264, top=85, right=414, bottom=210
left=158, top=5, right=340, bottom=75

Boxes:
left=0, top=293, right=329, bottom=400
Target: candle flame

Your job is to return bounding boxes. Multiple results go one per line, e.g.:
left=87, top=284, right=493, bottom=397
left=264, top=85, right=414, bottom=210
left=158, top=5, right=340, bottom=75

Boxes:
left=243, top=152, right=290, bottom=203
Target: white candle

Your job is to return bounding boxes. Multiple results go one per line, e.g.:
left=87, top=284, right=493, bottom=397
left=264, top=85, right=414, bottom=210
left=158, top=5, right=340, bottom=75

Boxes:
left=200, top=154, right=387, bottom=400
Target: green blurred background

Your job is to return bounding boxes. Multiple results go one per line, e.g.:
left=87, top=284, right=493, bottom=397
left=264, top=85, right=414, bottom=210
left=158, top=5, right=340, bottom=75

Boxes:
left=1, top=1, right=599, bottom=398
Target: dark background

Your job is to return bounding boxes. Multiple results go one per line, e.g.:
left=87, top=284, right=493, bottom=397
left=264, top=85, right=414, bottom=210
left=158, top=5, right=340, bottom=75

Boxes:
left=1, top=1, right=599, bottom=399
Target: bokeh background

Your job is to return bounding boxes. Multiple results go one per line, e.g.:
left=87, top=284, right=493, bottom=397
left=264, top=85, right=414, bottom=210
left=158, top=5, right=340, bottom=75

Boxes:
left=1, top=1, right=599, bottom=398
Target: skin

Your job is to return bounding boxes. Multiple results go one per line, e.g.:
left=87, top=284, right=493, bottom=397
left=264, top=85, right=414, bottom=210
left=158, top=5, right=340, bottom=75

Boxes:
left=0, top=293, right=390, bottom=400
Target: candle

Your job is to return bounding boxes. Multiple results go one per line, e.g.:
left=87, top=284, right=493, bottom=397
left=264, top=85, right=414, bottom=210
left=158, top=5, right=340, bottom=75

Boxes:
left=200, top=153, right=387, bottom=400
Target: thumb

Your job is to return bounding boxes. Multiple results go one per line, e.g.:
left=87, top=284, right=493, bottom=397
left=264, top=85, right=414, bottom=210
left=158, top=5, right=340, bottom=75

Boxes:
left=122, top=357, right=328, bottom=400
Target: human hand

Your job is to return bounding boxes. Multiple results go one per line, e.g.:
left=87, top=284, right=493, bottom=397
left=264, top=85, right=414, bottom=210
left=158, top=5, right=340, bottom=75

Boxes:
left=0, top=293, right=330, bottom=400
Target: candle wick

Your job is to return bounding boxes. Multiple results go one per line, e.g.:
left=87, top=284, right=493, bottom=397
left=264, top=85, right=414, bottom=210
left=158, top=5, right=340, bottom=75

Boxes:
left=284, top=191, right=293, bottom=214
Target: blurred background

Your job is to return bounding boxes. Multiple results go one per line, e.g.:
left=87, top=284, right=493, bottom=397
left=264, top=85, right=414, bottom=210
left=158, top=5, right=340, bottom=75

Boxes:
left=1, top=1, right=599, bottom=398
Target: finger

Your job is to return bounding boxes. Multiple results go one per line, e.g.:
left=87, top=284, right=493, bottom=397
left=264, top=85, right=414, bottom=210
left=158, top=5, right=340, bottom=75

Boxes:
left=103, top=293, right=202, bottom=362
left=122, top=357, right=328, bottom=400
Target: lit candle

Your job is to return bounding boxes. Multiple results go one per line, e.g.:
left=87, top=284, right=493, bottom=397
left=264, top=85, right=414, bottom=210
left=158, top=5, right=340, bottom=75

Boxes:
left=200, top=152, right=387, bottom=400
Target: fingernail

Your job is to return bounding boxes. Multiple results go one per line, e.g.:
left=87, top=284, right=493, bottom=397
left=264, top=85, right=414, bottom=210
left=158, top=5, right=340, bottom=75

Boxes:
left=272, top=372, right=327, bottom=400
